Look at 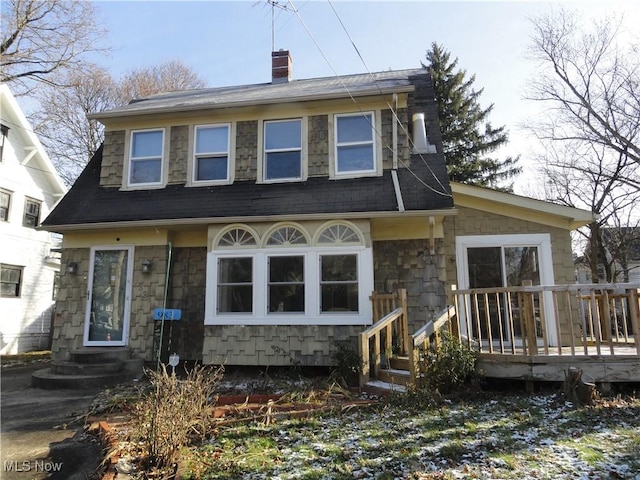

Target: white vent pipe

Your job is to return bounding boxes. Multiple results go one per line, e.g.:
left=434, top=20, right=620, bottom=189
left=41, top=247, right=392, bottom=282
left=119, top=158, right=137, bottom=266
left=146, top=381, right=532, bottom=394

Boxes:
left=412, top=113, right=436, bottom=154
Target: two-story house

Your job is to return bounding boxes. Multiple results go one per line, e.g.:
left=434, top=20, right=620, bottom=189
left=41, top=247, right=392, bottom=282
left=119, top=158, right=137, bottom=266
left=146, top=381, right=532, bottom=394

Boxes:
left=40, top=51, right=593, bottom=372
left=0, top=85, right=67, bottom=354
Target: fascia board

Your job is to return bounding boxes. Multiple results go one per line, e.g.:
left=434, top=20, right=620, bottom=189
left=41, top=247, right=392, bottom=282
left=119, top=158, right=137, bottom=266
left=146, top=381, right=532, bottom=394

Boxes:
left=38, top=208, right=458, bottom=233
left=88, top=86, right=415, bottom=122
left=451, top=182, right=596, bottom=230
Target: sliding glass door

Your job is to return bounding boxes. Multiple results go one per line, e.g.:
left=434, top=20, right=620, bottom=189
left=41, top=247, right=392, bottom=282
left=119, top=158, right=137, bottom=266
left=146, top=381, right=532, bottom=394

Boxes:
left=456, top=235, right=556, bottom=346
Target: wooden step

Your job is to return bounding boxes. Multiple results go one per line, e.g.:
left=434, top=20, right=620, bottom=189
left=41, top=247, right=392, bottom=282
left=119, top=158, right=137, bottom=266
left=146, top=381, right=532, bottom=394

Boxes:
left=389, top=356, right=410, bottom=371
left=377, top=368, right=410, bottom=387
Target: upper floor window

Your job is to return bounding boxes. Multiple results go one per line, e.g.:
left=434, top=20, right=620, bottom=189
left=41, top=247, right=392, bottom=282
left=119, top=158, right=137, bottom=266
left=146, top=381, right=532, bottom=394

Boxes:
left=1, top=264, right=22, bottom=298
left=129, top=129, right=164, bottom=186
left=335, top=112, right=375, bottom=175
left=0, top=124, right=9, bottom=163
left=264, top=119, right=301, bottom=181
left=23, top=198, right=41, bottom=227
left=0, top=189, right=10, bottom=222
left=194, top=124, right=230, bottom=183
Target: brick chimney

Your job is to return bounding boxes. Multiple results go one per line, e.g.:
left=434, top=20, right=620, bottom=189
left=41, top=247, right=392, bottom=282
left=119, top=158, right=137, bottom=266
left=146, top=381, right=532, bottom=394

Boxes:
left=272, top=50, right=292, bottom=83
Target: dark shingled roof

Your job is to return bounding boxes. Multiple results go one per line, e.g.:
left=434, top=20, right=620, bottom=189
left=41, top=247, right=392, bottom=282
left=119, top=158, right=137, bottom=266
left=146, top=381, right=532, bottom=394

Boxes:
left=41, top=147, right=453, bottom=229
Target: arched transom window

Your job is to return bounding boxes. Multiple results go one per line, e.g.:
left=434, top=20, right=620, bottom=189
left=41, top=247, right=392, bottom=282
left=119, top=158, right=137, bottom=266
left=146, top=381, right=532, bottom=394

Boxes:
left=317, top=223, right=361, bottom=245
left=216, top=227, right=257, bottom=249
left=266, top=225, right=308, bottom=246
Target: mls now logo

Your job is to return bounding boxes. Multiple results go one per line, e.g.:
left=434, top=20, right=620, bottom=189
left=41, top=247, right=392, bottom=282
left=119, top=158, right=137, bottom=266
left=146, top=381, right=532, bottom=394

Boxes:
left=3, top=460, right=63, bottom=472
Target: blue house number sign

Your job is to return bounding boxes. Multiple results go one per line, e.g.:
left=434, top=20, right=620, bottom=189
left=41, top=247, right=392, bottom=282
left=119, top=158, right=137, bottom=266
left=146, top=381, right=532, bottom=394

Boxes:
left=153, top=308, right=182, bottom=321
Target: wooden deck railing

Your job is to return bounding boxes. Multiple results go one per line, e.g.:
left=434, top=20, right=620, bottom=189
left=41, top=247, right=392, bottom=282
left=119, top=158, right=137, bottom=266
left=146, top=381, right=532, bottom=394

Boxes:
left=451, top=283, right=640, bottom=358
left=358, top=289, right=408, bottom=387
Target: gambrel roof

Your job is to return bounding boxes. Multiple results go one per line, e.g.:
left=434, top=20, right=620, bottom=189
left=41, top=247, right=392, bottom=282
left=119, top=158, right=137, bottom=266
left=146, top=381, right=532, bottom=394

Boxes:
left=42, top=68, right=454, bottom=232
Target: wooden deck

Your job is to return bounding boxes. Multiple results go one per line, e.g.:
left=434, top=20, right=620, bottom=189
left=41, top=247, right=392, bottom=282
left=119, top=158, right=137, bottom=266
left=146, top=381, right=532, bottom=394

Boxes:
left=360, top=284, right=640, bottom=387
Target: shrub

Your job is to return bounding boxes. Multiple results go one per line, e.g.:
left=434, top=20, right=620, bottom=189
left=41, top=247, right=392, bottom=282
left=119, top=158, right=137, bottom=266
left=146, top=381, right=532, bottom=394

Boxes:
left=414, top=332, right=477, bottom=395
left=131, top=364, right=224, bottom=475
left=330, top=339, right=362, bottom=388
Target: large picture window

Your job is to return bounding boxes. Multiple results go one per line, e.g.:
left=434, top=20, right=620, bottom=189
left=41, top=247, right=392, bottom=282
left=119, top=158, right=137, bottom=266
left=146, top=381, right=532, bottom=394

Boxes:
left=194, top=124, right=229, bottom=182
left=205, top=222, right=373, bottom=325
left=129, top=129, right=164, bottom=185
left=264, top=119, right=302, bottom=181
left=335, top=112, right=375, bottom=174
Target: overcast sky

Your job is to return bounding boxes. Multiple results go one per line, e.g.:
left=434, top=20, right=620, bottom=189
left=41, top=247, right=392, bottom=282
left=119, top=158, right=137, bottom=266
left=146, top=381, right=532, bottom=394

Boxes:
left=92, top=0, right=639, bottom=194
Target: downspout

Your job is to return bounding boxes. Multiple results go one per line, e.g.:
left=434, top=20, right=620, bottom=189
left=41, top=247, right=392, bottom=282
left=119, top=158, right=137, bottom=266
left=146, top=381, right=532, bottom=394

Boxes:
left=391, top=93, right=405, bottom=212
left=155, top=241, right=173, bottom=371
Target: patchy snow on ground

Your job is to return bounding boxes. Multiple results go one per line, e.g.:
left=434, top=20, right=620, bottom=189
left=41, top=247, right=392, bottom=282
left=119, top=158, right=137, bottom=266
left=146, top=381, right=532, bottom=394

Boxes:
left=202, top=392, right=640, bottom=479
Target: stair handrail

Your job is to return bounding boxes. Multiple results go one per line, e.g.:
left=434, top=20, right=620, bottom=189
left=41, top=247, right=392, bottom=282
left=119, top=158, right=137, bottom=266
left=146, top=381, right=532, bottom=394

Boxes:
left=359, top=289, right=408, bottom=387
left=408, top=305, right=456, bottom=385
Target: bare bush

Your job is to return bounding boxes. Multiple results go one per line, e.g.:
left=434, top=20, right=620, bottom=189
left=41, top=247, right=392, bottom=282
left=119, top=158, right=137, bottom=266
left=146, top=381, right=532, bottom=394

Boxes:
left=131, top=364, right=224, bottom=475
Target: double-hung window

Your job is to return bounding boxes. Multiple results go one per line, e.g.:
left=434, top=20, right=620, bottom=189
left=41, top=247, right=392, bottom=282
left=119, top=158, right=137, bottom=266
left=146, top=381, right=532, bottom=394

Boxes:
left=264, top=119, right=302, bottom=181
left=23, top=198, right=41, bottom=227
left=268, top=255, right=304, bottom=313
left=0, top=189, right=10, bottom=222
left=320, top=254, right=359, bottom=312
left=335, top=112, right=376, bottom=175
left=0, top=264, right=22, bottom=298
left=194, top=124, right=230, bottom=183
left=129, top=129, right=164, bottom=186
left=217, top=257, right=253, bottom=313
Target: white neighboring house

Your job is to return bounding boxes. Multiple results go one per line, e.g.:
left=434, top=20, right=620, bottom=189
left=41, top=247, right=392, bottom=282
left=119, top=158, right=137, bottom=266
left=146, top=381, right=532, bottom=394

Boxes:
left=0, top=85, right=67, bottom=354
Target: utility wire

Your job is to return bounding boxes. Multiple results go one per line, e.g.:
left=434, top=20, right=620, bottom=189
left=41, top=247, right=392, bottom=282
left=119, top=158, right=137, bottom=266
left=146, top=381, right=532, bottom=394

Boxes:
left=326, top=0, right=450, bottom=196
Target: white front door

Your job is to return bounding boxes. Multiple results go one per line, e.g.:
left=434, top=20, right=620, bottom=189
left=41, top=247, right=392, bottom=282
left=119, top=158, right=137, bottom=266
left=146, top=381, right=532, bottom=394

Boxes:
left=84, top=246, right=134, bottom=346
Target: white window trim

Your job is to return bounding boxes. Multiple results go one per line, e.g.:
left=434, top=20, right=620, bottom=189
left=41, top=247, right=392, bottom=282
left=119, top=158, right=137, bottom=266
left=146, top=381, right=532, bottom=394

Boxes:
left=330, top=111, right=381, bottom=179
left=124, top=128, right=167, bottom=189
left=205, top=245, right=373, bottom=326
left=454, top=234, right=557, bottom=346
left=83, top=245, right=134, bottom=347
left=188, top=123, right=235, bottom=186
left=257, top=117, right=308, bottom=184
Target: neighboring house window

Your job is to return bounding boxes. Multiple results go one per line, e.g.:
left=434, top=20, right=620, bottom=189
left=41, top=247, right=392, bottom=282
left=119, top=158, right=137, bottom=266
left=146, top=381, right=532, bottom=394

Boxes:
left=129, top=129, right=164, bottom=185
left=0, top=124, right=9, bottom=162
left=193, top=124, right=230, bottom=183
left=264, top=119, right=302, bottom=181
left=0, top=264, right=22, bottom=298
left=206, top=222, right=374, bottom=326
left=52, top=271, right=60, bottom=300
left=0, top=189, right=10, bottom=221
left=335, top=112, right=375, bottom=174
left=23, top=198, right=41, bottom=227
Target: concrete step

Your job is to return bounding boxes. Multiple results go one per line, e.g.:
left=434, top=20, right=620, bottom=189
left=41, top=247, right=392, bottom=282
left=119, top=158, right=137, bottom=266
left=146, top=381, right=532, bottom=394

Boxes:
left=31, top=367, right=140, bottom=390
left=32, top=348, right=144, bottom=389
left=69, top=347, right=133, bottom=364
left=377, top=368, right=410, bottom=387
left=52, top=360, right=123, bottom=375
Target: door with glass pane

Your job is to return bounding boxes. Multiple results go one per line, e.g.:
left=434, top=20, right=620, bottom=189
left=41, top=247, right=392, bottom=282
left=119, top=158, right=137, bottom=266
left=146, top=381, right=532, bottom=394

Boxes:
left=84, top=246, right=133, bottom=346
left=457, top=235, right=556, bottom=346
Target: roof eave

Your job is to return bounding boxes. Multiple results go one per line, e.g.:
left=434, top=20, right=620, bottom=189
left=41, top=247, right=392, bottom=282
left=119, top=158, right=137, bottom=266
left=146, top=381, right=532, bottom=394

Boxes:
left=39, top=208, right=458, bottom=233
left=88, top=85, right=415, bottom=121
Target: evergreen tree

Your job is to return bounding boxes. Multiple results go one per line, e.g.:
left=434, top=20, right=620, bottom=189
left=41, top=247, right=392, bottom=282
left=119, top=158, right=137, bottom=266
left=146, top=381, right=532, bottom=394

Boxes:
left=423, top=42, right=521, bottom=190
